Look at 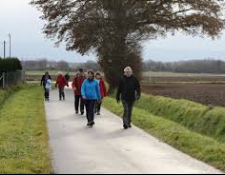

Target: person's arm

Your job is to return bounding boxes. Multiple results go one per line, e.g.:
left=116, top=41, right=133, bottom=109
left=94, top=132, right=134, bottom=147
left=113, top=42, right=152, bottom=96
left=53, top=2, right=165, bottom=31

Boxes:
left=96, top=81, right=101, bottom=101
left=135, top=78, right=141, bottom=100
left=81, top=80, right=87, bottom=99
left=41, top=75, right=44, bottom=86
left=72, top=77, right=76, bottom=90
left=102, top=80, right=107, bottom=97
left=116, top=78, right=122, bottom=103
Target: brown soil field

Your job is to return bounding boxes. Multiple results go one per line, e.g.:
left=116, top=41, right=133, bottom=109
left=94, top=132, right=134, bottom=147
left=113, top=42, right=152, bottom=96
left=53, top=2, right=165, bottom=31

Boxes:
left=142, top=84, right=225, bottom=107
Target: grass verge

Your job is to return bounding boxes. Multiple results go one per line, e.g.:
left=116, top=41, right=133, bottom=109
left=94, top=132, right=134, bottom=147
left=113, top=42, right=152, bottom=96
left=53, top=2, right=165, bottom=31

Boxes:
left=103, top=97, right=225, bottom=172
left=0, top=85, right=52, bottom=174
left=135, top=95, right=225, bottom=142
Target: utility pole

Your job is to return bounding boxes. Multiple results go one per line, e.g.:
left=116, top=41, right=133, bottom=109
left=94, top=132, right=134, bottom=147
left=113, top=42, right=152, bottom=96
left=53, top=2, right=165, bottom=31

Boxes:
left=8, top=34, right=11, bottom=58
left=3, top=41, right=6, bottom=59
left=2, top=41, right=6, bottom=88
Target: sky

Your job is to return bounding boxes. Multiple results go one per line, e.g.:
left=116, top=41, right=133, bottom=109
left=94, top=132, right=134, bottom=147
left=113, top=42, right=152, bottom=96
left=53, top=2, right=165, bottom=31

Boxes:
left=0, top=0, right=225, bottom=63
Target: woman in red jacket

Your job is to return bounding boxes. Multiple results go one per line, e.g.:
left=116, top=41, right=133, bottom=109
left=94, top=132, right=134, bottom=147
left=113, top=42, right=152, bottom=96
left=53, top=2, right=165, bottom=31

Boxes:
left=55, top=72, right=68, bottom=101
left=95, top=72, right=107, bottom=115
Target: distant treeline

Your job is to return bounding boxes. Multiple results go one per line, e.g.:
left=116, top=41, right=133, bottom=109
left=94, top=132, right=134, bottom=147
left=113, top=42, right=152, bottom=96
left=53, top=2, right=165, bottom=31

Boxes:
left=21, top=59, right=225, bottom=74
left=21, top=59, right=100, bottom=72
left=143, top=59, right=225, bottom=74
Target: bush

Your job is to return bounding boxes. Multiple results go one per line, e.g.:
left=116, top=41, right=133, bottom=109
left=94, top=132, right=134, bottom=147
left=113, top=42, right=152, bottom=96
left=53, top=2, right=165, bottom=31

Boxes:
left=0, top=58, right=22, bottom=72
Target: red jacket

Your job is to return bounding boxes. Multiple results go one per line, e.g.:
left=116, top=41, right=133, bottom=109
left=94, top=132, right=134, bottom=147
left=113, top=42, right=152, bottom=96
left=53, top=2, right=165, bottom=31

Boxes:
left=56, top=75, right=68, bottom=88
left=72, top=76, right=85, bottom=95
left=99, top=78, right=107, bottom=99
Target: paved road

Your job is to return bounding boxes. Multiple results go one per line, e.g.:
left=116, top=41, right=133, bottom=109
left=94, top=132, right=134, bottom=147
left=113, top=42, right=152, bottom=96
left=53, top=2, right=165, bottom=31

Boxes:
left=45, top=89, right=222, bottom=174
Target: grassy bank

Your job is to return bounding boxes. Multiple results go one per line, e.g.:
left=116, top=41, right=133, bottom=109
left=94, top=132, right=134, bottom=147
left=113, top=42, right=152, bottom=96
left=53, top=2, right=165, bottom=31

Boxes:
left=0, top=85, right=51, bottom=174
left=135, top=95, right=225, bottom=142
left=0, top=87, right=21, bottom=109
left=103, top=97, right=225, bottom=172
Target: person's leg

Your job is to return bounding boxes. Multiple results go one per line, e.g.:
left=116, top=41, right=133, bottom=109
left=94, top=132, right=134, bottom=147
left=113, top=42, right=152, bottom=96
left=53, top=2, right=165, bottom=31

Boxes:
left=44, top=88, right=47, bottom=100
left=59, top=88, right=62, bottom=100
left=62, top=87, right=65, bottom=100
left=75, top=95, right=80, bottom=113
left=122, top=100, right=130, bottom=129
left=85, top=100, right=91, bottom=124
left=97, top=101, right=102, bottom=115
left=128, top=101, right=134, bottom=127
left=89, top=100, right=96, bottom=125
left=80, top=96, right=85, bottom=115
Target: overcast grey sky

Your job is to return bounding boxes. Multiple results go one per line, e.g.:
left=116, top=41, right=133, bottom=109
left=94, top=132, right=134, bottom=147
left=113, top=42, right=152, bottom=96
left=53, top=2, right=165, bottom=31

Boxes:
left=0, top=0, right=225, bottom=62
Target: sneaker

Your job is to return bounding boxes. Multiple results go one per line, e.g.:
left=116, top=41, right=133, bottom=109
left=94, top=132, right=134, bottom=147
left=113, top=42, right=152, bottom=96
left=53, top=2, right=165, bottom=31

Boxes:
left=81, top=111, right=84, bottom=115
left=76, top=111, right=79, bottom=114
left=97, top=112, right=101, bottom=116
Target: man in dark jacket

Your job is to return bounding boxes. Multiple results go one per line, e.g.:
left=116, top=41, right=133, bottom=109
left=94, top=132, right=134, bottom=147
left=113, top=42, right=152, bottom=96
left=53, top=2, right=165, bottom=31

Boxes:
left=116, top=67, right=141, bottom=129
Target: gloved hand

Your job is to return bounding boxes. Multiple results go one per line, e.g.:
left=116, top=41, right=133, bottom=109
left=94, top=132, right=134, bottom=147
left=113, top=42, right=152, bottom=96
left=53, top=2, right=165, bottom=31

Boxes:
left=136, top=95, right=140, bottom=100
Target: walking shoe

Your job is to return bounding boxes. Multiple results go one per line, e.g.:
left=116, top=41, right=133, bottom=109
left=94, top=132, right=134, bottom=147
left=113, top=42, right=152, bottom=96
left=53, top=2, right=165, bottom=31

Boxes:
left=97, top=112, right=101, bottom=116
left=90, top=122, right=95, bottom=127
left=76, top=111, right=79, bottom=114
left=123, top=125, right=129, bottom=130
left=81, top=111, right=84, bottom=115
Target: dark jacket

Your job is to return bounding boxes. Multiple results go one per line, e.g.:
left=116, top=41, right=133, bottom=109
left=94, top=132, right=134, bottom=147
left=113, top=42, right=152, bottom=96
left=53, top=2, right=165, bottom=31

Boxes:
left=41, top=75, right=52, bottom=87
left=116, top=75, right=141, bottom=102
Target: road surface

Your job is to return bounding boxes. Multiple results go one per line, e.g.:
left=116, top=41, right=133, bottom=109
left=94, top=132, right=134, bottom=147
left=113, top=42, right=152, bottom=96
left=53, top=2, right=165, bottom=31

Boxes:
left=45, top=88, right=222, bottom=174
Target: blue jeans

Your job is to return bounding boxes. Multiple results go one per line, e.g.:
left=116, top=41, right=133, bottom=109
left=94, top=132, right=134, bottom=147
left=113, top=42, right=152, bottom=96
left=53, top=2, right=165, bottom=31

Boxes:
left=85, top=100, right=97, bottom=123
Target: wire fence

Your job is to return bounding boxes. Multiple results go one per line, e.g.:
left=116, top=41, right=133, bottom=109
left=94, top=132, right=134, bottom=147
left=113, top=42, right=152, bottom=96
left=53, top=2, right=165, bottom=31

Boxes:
left=0, top=70, right=25, bottom=88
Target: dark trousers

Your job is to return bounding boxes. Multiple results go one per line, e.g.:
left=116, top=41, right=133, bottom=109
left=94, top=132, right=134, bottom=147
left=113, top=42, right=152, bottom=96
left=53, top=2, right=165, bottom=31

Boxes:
left=122, top=100, right=134, bottom=127
left=85, top=100, right=97, bottom=123
left=59, top=87, right=65, bottom=100
left=44, top=89, right=50, bottom=100
left=95, top=101, right=102, bottom=113
left=75, top=95, right=85, bottom=113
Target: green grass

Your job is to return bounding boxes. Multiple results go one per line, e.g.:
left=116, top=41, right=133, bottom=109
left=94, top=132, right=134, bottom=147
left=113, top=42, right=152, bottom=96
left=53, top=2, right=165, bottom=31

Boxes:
left=135, top=95, right=225, bottom=142
left=0, top=85, right=52, bottom=174
left=103, top=97, right=225, bottom=172
left=0, top=87, right=21, bottom=109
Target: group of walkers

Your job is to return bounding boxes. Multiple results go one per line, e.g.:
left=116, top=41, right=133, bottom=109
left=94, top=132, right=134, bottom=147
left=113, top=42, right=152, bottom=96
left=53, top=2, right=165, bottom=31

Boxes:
left=40, top=66, right=141, bottom=129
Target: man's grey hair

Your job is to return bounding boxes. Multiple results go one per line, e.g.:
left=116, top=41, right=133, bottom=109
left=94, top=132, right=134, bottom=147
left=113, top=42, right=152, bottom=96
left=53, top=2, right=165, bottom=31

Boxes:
left=124, top=67, right=133, bottom=74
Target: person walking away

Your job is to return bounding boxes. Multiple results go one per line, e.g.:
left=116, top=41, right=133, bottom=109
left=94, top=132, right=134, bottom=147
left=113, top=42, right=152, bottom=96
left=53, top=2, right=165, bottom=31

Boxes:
left=65, top=72, right=70, bottom=83
left=72, top=69, right=86, bottom=115
left=95, top=72, right=107, bottom=115
left=55, top=72, right=68, bottom=101
left=45, top=79, right=52, bottom=101
left=81, top=70, right=101, bottom=127
left=116, top=67, right=141, bottom=129
left=41, top=72, right=52, bottom=100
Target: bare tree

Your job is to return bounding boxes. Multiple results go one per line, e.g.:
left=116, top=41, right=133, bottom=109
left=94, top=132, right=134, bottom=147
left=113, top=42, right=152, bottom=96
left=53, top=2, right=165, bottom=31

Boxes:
left=31, top=0, right=225, bottom=88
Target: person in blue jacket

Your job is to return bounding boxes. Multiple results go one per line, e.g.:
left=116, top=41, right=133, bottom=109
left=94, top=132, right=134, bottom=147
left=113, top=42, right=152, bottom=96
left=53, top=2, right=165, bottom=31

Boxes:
left=81, top=70, right=101, bottom=127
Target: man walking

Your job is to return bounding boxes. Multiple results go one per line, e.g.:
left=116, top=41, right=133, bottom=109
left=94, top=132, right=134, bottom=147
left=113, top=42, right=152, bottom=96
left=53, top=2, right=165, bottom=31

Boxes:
left=116, top=67, right=141, bottom=129
left=72, top=69, right=85, bottom=115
